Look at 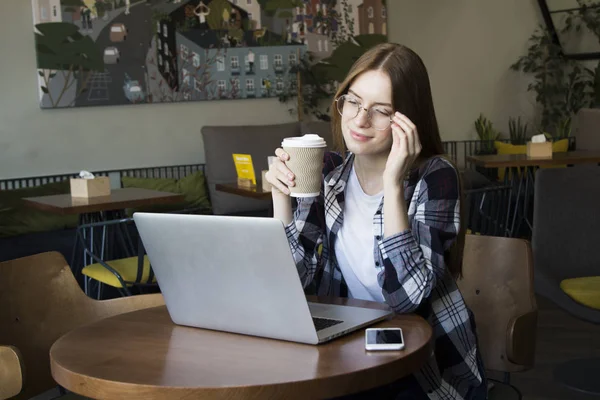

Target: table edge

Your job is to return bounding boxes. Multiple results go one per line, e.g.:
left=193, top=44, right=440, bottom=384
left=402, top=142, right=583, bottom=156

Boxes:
left=49, top=306, right=433, bottom=399
left=22, top=193, right=185, bottom=215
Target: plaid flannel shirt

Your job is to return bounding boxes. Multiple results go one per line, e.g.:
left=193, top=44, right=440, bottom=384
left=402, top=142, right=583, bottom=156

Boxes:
left=285, top=152, right=484, bottom=399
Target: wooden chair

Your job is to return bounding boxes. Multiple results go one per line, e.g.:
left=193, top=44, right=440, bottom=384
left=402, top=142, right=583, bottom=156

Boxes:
left=458, top=234, right=538, bottom=399
left=0, top=252, right=165, bottom=400
left=0, top=345, right=23, bottom=400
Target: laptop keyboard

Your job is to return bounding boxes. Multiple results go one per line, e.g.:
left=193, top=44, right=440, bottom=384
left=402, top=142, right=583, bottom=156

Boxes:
left=312, top=317, right=343, bottom=332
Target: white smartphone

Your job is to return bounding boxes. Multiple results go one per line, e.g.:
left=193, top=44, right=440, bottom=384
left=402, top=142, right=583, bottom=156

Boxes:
left=365, top=328, right=405, bottom=351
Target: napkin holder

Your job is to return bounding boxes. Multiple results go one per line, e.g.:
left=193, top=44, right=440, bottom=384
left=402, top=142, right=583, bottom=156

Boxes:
left=526, top=142, right=552, bottom=159
left=70, top=176, right=111, bottom=198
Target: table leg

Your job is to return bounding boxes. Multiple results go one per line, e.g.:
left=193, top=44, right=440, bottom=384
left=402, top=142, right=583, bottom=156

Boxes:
left=507, top=166, right=526, bottom=237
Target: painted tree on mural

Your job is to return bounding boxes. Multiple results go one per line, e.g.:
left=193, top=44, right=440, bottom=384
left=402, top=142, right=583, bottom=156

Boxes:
left=35, top=22, right=104, bottom=108
left=278, top=0, right=389, bottom=121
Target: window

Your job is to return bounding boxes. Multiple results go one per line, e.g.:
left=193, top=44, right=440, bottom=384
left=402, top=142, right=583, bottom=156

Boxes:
left=182, top=68, right=190, bottom=84
left=158, top=54, right=163, bottom=66
left=180, top=44, right=188, bottom=60
left=348, top=5, right=353, bottom=12
left=274, top=54, right=283, bottom=69
left=165, top=62, right=169, bottom=73
left=322, top=4, right=326, bottom=15
left=276, top=78, right=284, bottom=92
left=317, top=40, right=322, bottom=52
left=324, top=40, right=328, bottom=52
left=231, top=56, right=239, bottom=69
left=193, top=52, right=200, bottom=67
left=183, top=92, right=191, bottom=100
left=246, top=79, right=254, bottom=91
left=382, top=6, right=387, bottom=18
left=157, top=21, right=161, bottom=34
left=41, top=7, right=47, bottom=19
left=163, top=24, right=168, bottom=37
left=369, top=22, right=374, bottom=34
left=232, top=78, right=240, bottom=90
left=195, top=79, right=203, bottom=92
left=368, top=7, right=374, bottom=18
left=217, top=80, right=226, bottom=91
left=247, top=0, right=252, bottom=4
left=296, top=6, right=300, bottom=15
left=217, top=56, right=225, bottom=71
left=53, top=6, right=57, bottom=17
left=260, top=55, right=268, bottom=70
left=163, top=42, right=169, bottom=55
left=288, top=53, right=297, bottom=65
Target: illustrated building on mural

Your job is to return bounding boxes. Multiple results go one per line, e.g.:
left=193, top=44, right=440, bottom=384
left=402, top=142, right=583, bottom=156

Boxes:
left=289, top=0, right=338, bottom=60
left=155, top=0, right=305, bottom=101
left=32, top=0, right=63, bottom=101
left=335, top=0, right=361, bottom=38
left=358, top=0, right=386, bottom=35
left=32, top=0, right=62, bottom=26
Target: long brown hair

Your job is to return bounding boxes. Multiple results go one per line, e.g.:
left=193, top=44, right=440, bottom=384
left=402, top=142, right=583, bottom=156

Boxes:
left=330, top=43, right=465, bottom=278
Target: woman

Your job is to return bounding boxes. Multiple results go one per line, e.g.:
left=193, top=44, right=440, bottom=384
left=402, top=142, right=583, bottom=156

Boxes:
left=265, top=43, right=487, bottom=399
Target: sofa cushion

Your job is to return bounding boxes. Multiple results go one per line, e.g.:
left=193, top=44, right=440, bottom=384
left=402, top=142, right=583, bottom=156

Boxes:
left=201, top=122, right=302, bottom=215
left=0, top=181, right=78, bottom=238
left=560, top=276, right=600, bottom=310
left=121, top=170, right=211, bottom=214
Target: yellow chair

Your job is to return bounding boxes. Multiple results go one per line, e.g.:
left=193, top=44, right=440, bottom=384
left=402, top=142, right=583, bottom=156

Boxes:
left=77, top=218, right=157, bottom=298
left=560, top=276, right=600, bottom=310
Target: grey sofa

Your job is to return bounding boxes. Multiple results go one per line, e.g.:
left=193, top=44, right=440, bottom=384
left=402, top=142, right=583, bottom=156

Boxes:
left=532, top=166, right=600, bottom=324
left=201, top=121, right=333, bottom=216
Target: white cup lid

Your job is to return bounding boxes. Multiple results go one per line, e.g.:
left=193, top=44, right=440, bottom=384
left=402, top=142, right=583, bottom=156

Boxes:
left=282, top=134, right=327, bottom=148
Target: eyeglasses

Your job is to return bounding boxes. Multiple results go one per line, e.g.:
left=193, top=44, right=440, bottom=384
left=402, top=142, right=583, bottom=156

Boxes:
left=335, top=94, right=393, bottom=131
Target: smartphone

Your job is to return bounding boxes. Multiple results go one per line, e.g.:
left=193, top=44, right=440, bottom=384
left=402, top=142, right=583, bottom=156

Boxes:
left=365, top=328, right=405, bottom=351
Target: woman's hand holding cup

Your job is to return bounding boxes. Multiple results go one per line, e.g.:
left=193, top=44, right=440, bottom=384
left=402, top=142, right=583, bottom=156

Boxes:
left=265, top=148, right=295, bottom=196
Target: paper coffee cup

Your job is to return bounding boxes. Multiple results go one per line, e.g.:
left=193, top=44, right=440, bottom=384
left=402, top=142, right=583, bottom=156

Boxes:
left=282, top=134, right=327, bottom=197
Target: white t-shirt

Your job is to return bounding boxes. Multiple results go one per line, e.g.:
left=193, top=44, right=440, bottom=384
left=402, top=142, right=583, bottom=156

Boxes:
left=334, top=166, right=385, bottom=302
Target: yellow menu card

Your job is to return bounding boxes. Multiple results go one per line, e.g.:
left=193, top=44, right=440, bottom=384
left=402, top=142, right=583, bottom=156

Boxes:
left=232, top=154, right=256, bottom=185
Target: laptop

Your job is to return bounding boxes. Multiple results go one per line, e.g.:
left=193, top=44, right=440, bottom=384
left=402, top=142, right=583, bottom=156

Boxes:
left=133, top=212, right=393, bottom=345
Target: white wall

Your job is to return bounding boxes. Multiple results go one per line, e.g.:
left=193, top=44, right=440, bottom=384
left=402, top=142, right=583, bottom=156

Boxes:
left=1, top=0, right=543, bottom=178
left=387, top=0, right=543, bottom=140
left=0, top=0, right=298, bottom=179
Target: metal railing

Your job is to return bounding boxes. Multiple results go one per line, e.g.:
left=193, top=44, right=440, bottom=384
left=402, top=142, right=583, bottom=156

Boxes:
left=0, top=164, right=205, bottom=190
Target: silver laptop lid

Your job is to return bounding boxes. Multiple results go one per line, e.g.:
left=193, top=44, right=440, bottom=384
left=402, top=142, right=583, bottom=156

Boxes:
left=133, top=213, right=320, bottom=344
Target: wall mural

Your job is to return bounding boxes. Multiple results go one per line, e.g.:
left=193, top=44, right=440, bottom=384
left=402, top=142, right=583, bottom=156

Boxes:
left=31, top=0, right=388, bottom=109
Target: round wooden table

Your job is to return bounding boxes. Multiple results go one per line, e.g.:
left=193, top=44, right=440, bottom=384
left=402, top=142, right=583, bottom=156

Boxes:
left=50, top=297, right=433, bottom=399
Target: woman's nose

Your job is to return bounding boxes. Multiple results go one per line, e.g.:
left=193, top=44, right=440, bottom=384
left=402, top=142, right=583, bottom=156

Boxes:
left=353, top=108, right=370, bottom=127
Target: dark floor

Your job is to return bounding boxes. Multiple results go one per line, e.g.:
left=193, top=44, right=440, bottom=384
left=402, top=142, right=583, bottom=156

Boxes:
left=507, top=295, right=600, bottom=400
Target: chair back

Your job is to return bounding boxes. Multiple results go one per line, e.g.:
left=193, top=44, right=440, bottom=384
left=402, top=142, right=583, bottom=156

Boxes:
left=533, top=166, right=600, bottom=282
left=458, top=235, right=537, bottom=373
left=464, top=184, right=512, bottom=237
left=0, top=252, right=164, bottom=399
left=0, top=346, right=23, bottom=400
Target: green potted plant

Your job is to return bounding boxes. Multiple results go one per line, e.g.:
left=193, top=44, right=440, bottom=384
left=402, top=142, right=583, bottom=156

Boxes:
left=508, top=116, right=529, bottom=145
left=474, top=114, right=500, bottom=154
